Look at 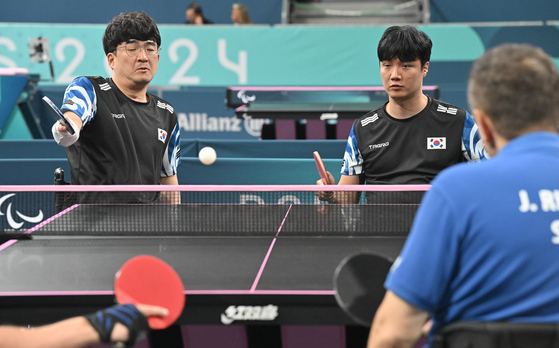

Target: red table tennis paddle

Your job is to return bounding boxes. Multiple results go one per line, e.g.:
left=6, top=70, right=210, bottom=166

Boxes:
left=42, top=96, right=75, bottom=135
left=333, top=252, right=393, bottom=327
left=114, top=255, right=185, bottom=330
left=313, top=151, right=330, bottom=185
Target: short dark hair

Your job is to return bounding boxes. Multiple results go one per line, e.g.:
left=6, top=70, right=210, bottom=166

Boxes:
left=102, top=12, right=161, bottom=56
left=468, top=43, right=559, bottom=140
left=187, top=2, right=203, bottom=14
left=377, top=26, right=432, bottom=68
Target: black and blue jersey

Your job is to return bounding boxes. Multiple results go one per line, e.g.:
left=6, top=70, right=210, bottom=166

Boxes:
left=60, top=76, right=180, bottom=202
left=342, top=97, right=487, bottom=185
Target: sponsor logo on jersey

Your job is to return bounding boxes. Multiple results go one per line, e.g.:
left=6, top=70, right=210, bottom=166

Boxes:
left=112, top=113, right=125, bottom=119
left=428, top=137, right=446, bottom=149
left=99, top=83, right=111, bottom=91
left=361, top=114, right=379, bottom=127
left=369, top=142, right=389, bottom=150
left=220, top=305, right=278, bottom=325
left=436, top=105, right=458, bottom=115
left=158, top=128, right=167, bottom=143
left=157, top=101, right=174, bottom=114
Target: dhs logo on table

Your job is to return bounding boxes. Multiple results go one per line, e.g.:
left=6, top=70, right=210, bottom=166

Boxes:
left=220, top=305, right=278, bottom=325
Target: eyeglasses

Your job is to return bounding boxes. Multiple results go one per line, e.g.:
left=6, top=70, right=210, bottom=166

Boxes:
left=114, top=42, right=160, bottom=58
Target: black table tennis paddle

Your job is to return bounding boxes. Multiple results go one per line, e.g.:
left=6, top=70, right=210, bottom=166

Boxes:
left=333, top=252, right=393, bottom=327
left=42, top=96, right=75, bottom=135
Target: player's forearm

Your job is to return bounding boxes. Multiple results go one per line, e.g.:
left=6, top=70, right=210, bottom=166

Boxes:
left=368, top=315, right=421, bottom=348
left=367, top=327, right=418, bottom=348
left=367, top=292, right=428, bottom=348
left=332, top=191, right=361, bottom=204
left=0, top=317, right=99, bottom=348
left=160, top=175, right=181, bottom=204
left=334, top=174, right=362, bottom=204
left=161, top=191, right=181, bottom=204
left=316, top=174, right=362, bottom=203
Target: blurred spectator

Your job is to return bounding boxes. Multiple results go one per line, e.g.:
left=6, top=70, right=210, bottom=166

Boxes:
left=231, top=3, right=253, bottom=25
left=185, top=2, right=213, bottom=25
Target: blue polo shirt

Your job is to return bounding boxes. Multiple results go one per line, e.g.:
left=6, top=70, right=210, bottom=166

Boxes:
left=385, top=132, right=559, bottom=344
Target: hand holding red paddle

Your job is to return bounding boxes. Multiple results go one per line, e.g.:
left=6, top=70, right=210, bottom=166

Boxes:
left=85, top=255, right=185, bottom=347
left=313, top=151, right=331, bottom=186
left=114, top=255, right=185, bottom=330
left=314, top=151, right=336, bottom=202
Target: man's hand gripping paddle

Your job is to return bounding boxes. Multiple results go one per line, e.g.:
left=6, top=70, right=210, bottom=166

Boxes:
left=42, top=96, right=75, bottom=135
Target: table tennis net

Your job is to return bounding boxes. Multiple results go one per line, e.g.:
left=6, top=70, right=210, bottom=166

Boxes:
left=0, top=186, right=428, bottom=237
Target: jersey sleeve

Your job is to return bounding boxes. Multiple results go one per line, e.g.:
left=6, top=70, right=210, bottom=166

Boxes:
left=461, top=111, right=489, bottom=162
left=60, top=77, right=97, bottom=126
left=384, top=182, right=463, bottom=313
left=161, top=120, right=181, bottom=177
left=341, top=125, right=364, bottom=175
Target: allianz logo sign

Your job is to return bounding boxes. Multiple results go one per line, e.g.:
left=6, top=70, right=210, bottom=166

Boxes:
left=220, top=305, right=278, bottom=325
left=0, top=194, right=43, bottom=230
left=177, top=112, right=270, bottom=137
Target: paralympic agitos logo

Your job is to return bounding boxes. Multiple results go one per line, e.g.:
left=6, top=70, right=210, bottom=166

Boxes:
left=0, top=194, right=43, bottom=230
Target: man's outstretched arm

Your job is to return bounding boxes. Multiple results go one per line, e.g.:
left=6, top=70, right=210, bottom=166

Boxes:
left=0, top=304, right=168, bottom=348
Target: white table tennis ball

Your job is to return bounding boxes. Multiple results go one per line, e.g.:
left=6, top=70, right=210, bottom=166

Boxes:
left=198, top=146, right=217, bottom=165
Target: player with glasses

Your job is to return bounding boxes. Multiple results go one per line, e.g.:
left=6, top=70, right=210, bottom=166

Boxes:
left=114, top=41, right=160, bottom=58
left=51, top=11, right=181, bottom=205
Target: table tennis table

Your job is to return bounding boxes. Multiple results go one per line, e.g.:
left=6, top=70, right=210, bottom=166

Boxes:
left=226, top=86, right=440, bottom=139
left=0, top=186, right=424, bottom=347
left=226, top=86, right=440, bottom=120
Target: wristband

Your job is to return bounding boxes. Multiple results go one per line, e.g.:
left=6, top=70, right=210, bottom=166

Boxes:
left=84, top=303, right=149, bottom=348
left=51, top=119, right=80, bottom=147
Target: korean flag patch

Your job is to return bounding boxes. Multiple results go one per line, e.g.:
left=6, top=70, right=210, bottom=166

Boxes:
left=427, top=137, right=446, bottom=149
left=158, top=128, right=167, bottom=143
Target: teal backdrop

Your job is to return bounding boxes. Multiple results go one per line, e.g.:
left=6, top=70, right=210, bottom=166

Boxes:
left=2, top=24, right=555, bottom=87
left=1, top=24, right=558, bottom=139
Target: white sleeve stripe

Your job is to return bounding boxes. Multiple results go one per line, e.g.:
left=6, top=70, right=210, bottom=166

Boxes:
left=462, top=113, right=489, bottom=162
left=161, top=123, right=180, bottom=177
left=341, top=126, right=363, bottom=175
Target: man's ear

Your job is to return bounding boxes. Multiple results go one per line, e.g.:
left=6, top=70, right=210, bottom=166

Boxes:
left=473, top=108, right=496, bottom=152
left=422, top=61, right=429, bottom=77
left=107, top=53, right=115, bottom=70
